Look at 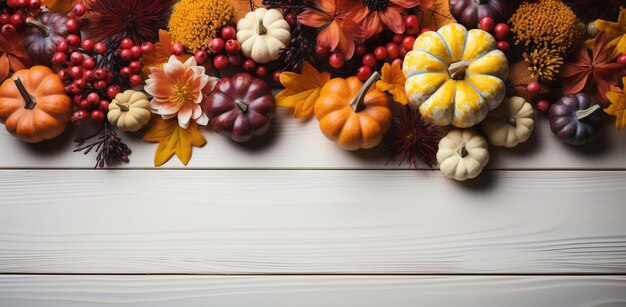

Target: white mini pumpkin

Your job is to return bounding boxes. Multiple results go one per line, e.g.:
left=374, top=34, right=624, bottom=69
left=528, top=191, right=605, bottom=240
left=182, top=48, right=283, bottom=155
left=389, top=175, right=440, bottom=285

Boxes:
left=437, top=128, right=489, bottom=181
left=480, top=96, right=534, bottom=148
left=107, top=90, right=151, bottom=132
left=236, top=8, right=291, bottom=64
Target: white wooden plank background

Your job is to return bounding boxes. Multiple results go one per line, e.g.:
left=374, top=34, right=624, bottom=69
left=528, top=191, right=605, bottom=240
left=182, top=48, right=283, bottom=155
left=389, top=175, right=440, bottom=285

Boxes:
left=1, top=109, right=625, bottom=305
left=1, top=275, right=626, bottom=307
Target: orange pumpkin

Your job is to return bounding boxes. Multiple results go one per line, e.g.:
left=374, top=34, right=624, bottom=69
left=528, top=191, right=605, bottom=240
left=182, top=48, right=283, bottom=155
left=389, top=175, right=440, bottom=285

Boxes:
left=314, top=72, right=392, bottom=151
left=0, top=66, right=72, bottom=143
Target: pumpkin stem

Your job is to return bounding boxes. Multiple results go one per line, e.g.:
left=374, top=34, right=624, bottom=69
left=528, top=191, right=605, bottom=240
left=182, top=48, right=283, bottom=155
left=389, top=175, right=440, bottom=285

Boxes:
left=576, top=104, right=600, bottom=121
left=13, top=76, right=37, bottom=110
left=116, top=102, right=130, bottom=112
left=473, top=0, right=488, bottom=4
left=350, top=71, right=381, bottom=112
left=448, top=60, right=470, bottom=80
left=236, top=99, right=249, bottom=113
left=507, top=116, right=517, bottom=126
left=257, top=19, right=267, bottom=35
left=26, top=18, right=50, bottom=37
left=457, top=143, right=468, bottom=158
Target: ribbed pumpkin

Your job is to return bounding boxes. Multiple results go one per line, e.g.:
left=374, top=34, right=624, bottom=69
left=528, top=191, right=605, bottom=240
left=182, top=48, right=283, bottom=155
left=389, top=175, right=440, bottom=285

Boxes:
left=403, top=23, right=509, bottom=128
left=314, top=72, right=392, bottom=151
left=0, top=66, right=72, bottom=143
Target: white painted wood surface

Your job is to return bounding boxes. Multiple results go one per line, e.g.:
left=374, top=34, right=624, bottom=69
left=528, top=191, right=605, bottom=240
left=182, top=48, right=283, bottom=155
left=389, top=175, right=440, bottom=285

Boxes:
left=1, top=110, right=624, bottom=169
left=1, top=108, right=626, bottom=305
left=1, top=275, right=626, bottom=307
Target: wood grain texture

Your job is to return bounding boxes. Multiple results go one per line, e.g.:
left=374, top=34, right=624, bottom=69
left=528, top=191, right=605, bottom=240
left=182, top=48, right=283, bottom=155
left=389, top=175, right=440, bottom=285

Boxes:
left=0, top=111, right=624, bottom=169
left=1, top=170, right=625, bottom=274
left=1, top=275, right=626, bottom=307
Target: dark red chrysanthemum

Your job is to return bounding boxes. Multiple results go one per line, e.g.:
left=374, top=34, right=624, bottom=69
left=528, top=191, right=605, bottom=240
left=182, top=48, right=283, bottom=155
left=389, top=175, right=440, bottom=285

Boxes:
left=86, top=0, right=176, bottom=44
left=385, top=107, right=442, bottom=169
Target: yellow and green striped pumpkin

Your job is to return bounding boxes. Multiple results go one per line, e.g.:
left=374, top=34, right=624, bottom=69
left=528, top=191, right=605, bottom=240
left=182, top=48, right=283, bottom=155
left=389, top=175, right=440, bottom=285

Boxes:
left=403, top=23, right=509, bottom=128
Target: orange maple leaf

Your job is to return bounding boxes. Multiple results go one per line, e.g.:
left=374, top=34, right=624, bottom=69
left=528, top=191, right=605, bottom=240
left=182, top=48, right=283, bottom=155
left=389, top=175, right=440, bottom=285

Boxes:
left=0, top=30, right=32, bottom=82
left=275, top=62, right=330, bottom=119
left=143, top=116, right=207, bottom=166
left=605, top=77, right=626, bottom=130
left=376, top=61, right=408, bottom=105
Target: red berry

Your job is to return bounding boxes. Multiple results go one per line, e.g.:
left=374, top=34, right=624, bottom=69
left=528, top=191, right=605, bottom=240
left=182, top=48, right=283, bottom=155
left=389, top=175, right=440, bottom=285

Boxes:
left=526, top=82, right=541, bottom=95
left=194, top=50, right=208, bottom=64
left=94, top=42, right=106, bottom=54
left=130, top=46, right=142, bottom=59
left=399, top=46, right=408, bottom=58
left=392, top=58, right=403, bottom=67
left=0, top=14, right=10, bottom=25
left=17, top=0, right=28, bottom=7
left=256, top=65, right=268, bottom=77
left=242, top=59, right=256, bottom=71
left=73, top=94, right=84, bottom=105
left=72, top=3, right=86, bottom=16
left=315, top=44, right=330, bottom=56
left=401, top=36, right=415, bottom=51
left=90, top=110, right=105, bottom=122
left=209, top=37, right=225, bottom=54
left=362, top=53, right=376, bottom=67
left=58, top=69, right=70, bottom=82
left=29, top=0, right=41, bottom=11
left=120, top=38, right=134, bottom=49
left=98, top=100, right=109, bottom=112
left=10, top=14, right=23, bottom=27
left=494, top=23, right=510, bottom=41
left=83, top=70, right=95, bottom=82
left=79, top=98, right=91, bottom=110
left=119, top=67, right=131, bottom=79
left=404, top=15, right=420, bottom=35
left=81, top=39, right=94, bottom=52
left=479, top=17, right=495, bottom=31
left=536, top=98, right=550, bottom=113
left=273, top=70, right=282, bottom=82
left=56, top=41, right=69, bottom=53
left=71, top=110, right=90, bottom=124
left=120, top=49, right=133, bottom=61
left=171, top=42, right=184, bottom=56
left=356, top=66, right=372, bottom=81
left=73, top=78, right=86, bottom=90
left=617, top=54, right=626, bottom=65
left=82, top=57, right=95, bottom=70
left=392, top=33, right=404, bottom=45
left=87, top=92, right=100, bottom=105
left=106, top=72, right=115, bottom=84
left=66, top=34, right=81, bottom=47
left=1, top=24, right=15, bottom=37
left=70, top=51, right=84, bottom=65
left=65, top=18, right=79, bottom=33
left=129, top=61, right=141, bottom=74
left=419, top=27, right=432, bottom=35
left=225, top=39, right=240, bottom=54
left=496, top=41, right=510, bottom=52
left=285, top=12, right=296, bottom=27
left=213, top=54, right=229, bottom=70
left=51, top=52, right=66, bottom=66
left=356, top=44, right=367, bottom=56
left=374, top=46, right=387, bottom=61
left=329, top=52, right=345, bottom=68
left=386, top=43, right=399, bottom=59
left=220, top=26, right=236, bottom=40
left=94, top=68, right=107, bottom=80
left=141, top=42, right=154, bottom=54
left=129, top=74, right=142, bottom=87
left=228, top=54, right=242, bottom=67
left=106, top=85, right=121, bottom=99
left=69, top=66, right=83, bottom=79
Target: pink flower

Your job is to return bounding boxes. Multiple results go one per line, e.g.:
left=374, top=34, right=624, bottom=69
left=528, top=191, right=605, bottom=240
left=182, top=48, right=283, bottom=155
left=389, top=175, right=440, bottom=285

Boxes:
left=145, top=56, right=217, bottom=128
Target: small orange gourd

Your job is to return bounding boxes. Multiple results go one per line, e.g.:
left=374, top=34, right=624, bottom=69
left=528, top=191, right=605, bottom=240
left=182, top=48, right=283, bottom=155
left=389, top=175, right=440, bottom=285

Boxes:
left=0, top=66, right=72, bottom=143
left=314, top=72, right=392, bottom=151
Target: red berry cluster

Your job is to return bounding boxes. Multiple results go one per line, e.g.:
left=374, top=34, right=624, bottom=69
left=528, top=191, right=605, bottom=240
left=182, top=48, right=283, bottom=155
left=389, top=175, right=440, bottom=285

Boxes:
left=478, top=17, right=511, bottom=52
left=525, top=81, right=550, bottom=112
left=52, top=34, right=151, bottom=124
left=0, top=0, right=42, bottom=37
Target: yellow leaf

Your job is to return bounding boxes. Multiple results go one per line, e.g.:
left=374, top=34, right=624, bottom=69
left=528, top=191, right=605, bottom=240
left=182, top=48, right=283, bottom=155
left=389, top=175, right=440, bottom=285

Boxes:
left=592, top=8, right=626, bottom=58
left=143, top=117, right=207, bottom=166
left=275, top=62, right=330, bottom=118
left=605, top=78, right=626, bottom=130
left=376, top=61, right=408, bottom=105
left=416, top=0, right=456, bottom=31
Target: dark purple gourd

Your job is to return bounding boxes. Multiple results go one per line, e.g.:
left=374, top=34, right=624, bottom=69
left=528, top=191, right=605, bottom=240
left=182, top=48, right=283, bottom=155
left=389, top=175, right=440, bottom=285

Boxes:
left=449, top=0, right=520, bottom=29
left=549, top=93, right=603, bottom=146
left=24, top=12, right=70, bottom=65
left=205, top=73, right=276, bottom=143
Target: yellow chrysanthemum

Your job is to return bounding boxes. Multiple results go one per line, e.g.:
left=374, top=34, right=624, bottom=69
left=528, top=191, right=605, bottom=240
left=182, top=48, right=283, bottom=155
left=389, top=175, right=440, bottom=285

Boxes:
left=168, top=0, right=234, bottom=52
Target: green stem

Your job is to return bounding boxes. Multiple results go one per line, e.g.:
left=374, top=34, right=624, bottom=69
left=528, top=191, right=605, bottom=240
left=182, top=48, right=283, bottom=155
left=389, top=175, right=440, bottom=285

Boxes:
left=350, top=71, right=381, bottom=112
left=26, top=18, right=50, bottom=37
left=575, top=105, right=600, bottom=121
left=448, top=60, right=470, bottom=80
left=236, top=100, right=249, bottom=113
left=474, top=0, right=488, bottom=4
left=13, top=76, right=36, bottom=110
left=257, top=19, right=267, bottom=35
left=457, top=143, right=468, bottom=158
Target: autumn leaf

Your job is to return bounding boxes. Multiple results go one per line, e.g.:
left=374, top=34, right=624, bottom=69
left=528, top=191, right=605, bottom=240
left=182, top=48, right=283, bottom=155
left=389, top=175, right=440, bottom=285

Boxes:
left=275, top=61, right=331, bottom=118
left=592, top=7, right=626, bottom=58
left=140, top=30, right=192, bottom=78
left=560, top=31, right=626, bottom=103
left=605, top=77, right=626, bottom=130
left=416, top=0, right=455, bottom=31
left=143, top=116, right=207, bottom=167
left=376, top=61, right=408, bottom=105
left=0, top=30, right=32, bottom=82
left=231, top=0, right=264, bottom=21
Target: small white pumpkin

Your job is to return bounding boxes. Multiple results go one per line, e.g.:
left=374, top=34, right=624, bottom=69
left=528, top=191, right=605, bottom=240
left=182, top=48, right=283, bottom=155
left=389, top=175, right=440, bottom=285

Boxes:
left=107, top=90, right=151, bottom=132
left=236, top=8, right=291, bottom=64
left=480, top=96, right=534, bottom=148
left=437, top=128, right=489, bottom=181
